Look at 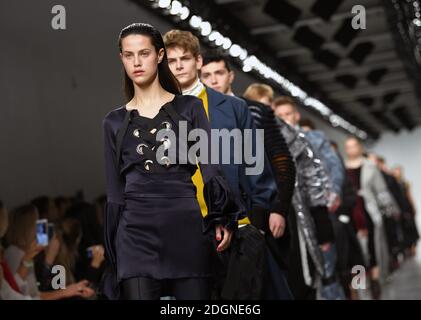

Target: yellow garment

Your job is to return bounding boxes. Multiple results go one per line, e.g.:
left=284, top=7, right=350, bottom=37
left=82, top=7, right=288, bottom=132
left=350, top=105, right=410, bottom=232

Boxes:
left=191, top=88, right=209, bottom=218
left=192, top=88, right=250, bottom=225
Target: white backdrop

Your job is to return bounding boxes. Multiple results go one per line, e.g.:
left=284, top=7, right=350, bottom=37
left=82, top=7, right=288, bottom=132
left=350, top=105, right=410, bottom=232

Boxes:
left=371, top=127, right=421, bottom=229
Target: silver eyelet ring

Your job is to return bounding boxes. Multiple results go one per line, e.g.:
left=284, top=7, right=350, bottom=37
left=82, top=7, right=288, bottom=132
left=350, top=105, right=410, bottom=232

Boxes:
left=160, top=156, right=171, bottom=167
left=144, top=159, right=153, bottom=171
left=160, top=137, right=171, bottom=150
left=136, top=143, right=148, bottom=155
left=161, top=121, right=172, bottom=130
left=133, top=129, right=141, bottom=138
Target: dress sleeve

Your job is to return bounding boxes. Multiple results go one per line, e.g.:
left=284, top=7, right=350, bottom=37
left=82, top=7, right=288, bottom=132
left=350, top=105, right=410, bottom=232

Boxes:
left=189, top=98, right=246, bottom=232
left=102, top=116, right=125, bottom=299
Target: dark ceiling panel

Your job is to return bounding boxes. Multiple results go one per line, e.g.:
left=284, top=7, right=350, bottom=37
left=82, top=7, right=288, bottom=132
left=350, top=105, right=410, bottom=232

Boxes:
left=311, top=0, right=345, bottom=22
left=367, top=67, right=389, bottom=85
left=333, top=17, right=362, bottom=47
left=393, top=105, right=416, bottom=130
left=383, top=91, right=401, bottom=104
left=313, top=49, right=341, bottom=69
left=263, top=0, right=302, bottom=28
left=293, top=26, right=325, bottom=51
left=358, top=97, right=375, bottom=107
left=335, top=74, right=359, bottom=89
left=371, top=110, right=400, bottom=132
left=348, top=42, right=376, bottom=64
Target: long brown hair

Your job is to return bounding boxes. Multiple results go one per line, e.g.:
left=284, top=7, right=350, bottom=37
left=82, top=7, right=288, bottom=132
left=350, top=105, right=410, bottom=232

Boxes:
left=118, top=23, right=181, bottom=100
left=6, top=204, right=38, bottom=251
left=55, top=217, right=82, bottom=285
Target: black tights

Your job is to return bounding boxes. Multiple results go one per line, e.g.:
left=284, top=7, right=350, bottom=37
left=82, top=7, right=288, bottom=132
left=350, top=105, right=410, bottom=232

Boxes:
left=121, top=277, right=210, bottom=300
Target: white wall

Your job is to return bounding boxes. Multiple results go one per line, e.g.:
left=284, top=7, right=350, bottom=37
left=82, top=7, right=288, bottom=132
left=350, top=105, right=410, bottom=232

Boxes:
left=371, top=127, right=421, bottom=229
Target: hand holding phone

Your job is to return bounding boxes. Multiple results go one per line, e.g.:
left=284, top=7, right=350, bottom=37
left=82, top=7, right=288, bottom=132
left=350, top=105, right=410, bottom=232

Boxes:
left=23, top=240, right=44, bottom=262
left=87, top=245, right=105, bottom=268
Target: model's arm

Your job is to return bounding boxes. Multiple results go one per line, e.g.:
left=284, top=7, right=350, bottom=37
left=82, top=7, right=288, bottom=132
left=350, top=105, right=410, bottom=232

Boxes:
left=257, top=104, right=296, bottom=217
left=102, top=117, right=126, bottom=268
left=234, top=100, right=280, bottom=235
left=246, top=102, right=296, bottom=238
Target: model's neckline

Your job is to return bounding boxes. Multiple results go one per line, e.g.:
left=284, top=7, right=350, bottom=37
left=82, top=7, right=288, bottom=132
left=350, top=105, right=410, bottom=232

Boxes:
left=125, top=94, right=177, bottom=120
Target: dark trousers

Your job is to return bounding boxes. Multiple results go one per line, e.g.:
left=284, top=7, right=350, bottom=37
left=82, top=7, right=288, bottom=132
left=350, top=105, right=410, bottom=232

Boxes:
left=121, top=277, right=210, bottom=300
left=263, top=246, right=293, bottom=300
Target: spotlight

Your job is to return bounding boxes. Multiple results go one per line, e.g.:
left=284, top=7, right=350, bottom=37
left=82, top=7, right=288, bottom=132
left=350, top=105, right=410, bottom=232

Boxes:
left=189, top=15, right=201, bottom=29
left=170, top=1, right=182, bottom=15
left=200, top=21, right=212, bottom=36
left=242, top=64, right=252, bottom=72
left=158, top=0, right=171, bottom=9
left=208, top=31, right=220, bottom=42
left=222, top=38, right=232, bottom=50
left=239, top=48, right=248, bottom=60
left=215, top=33, right=224, bottom=46
left=229, top=44, right=242, bottom=57
left=180, top=7, right=190, bottom=20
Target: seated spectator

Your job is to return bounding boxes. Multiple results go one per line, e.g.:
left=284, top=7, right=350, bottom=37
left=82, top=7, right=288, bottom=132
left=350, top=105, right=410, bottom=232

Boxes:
left=3, top=203, right=93, bottom=300
left=1, top=200, right=32, bottom=299
left=54, top=217, right=105, bottom=292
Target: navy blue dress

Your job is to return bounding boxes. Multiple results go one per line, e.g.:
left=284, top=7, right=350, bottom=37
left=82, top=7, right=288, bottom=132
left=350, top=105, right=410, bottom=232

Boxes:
left=101, top=94, right=244, bottom=299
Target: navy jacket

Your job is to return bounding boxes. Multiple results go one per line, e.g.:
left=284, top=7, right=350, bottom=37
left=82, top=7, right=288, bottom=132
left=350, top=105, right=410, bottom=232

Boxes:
left=205, top=87, right=278, bottom=215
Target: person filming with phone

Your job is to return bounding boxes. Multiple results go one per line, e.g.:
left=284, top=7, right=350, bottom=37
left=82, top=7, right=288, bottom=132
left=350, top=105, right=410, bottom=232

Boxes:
left=3, top=204, right=94, bottom=299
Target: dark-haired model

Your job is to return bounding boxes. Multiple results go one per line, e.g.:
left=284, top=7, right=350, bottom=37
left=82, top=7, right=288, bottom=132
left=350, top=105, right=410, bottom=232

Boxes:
left=102, top=23, right=243, bottom=300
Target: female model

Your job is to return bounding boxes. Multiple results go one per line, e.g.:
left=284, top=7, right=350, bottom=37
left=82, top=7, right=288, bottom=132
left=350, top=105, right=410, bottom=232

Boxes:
left=344, top=136, right=398, bottom=299
left=102, top=23, right=243, bottom=300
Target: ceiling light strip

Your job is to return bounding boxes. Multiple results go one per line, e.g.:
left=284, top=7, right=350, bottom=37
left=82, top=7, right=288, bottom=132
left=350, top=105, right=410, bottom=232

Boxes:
left=149, top=0, right=368, bottom=139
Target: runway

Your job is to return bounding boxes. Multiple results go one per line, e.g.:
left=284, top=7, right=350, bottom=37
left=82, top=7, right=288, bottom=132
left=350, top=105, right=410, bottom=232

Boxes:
left=381, top=244, right=421, bottom=300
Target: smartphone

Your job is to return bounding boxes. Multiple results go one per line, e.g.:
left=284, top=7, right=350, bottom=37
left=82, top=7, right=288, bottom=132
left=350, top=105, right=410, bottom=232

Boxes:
left=36, top=219, right=49, bottom=246
left=87, top=247, right=93, bottom=259
left=48, top=223, right=55, bottom=240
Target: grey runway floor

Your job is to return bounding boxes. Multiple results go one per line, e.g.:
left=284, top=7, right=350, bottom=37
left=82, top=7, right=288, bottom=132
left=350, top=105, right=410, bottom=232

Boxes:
left=381, top=245, right=421, bottom=300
